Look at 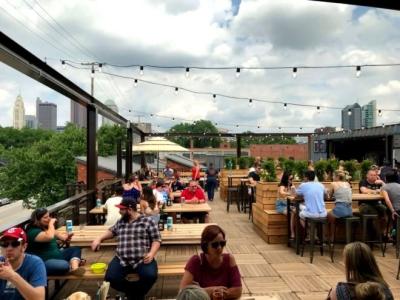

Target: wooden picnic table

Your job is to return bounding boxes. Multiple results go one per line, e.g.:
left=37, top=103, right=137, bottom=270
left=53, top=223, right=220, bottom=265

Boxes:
left=163, top=202, right=211, bottom=213
left=58, top=223, right=216, bottom=246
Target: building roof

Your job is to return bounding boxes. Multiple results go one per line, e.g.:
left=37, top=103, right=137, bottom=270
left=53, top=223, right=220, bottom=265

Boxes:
left=75, top=155, right=165, bottom=175
left=165, top=153, right=206, bottom=168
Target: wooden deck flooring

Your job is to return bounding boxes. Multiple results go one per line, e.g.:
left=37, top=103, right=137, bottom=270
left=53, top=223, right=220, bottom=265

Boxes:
left=56, top=194, right=400, bottom=299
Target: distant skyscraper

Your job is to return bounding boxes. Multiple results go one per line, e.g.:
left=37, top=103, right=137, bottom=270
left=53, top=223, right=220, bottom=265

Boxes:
left=341, top=103, right=362, bottom=130
left=37, top=99, right=57, bottom=130
left=362, top=100, right=377, bottom=128
left=25, top=115, right=37, bottom=129
left=102, top=99, right=119, bottom=126
left=13, top=94, right=25, bottom=129
left=70, top=100, right=87, bottom=128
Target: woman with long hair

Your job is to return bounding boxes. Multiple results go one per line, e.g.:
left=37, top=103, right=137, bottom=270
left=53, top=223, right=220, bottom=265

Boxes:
left=26, top=208, right=85, bottom=276
left=180, top=225, right=242, bottom=299
left=192, top=160, right=201, bottom=181
left=122, top=175, right=142, bottom=200
left=327, top=242, right=393, bottom=299
left=140, top=186, right=160, bottom=223
left=275, top=171, right=296, bottom=239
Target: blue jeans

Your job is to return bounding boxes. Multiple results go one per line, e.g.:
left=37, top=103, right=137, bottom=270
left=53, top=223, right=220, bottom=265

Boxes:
left=105, top=256, right=158, bottom=300
left=45, top=246, right=82, bottom=275
left=206, top=177, right=217, bottom=200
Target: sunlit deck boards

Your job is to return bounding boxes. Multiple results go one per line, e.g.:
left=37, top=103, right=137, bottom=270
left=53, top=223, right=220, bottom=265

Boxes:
left=55, top=194, right=400, bottom=299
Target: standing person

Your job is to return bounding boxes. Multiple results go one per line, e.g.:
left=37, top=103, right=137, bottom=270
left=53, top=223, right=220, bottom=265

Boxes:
left=26, top=208, right=85, bottom=276
left=140, top=186, right=161, bottom=223
left=296, top=170, right=327, bottom=226
left=122, top=175, right=142, bottom=201
left=381, top=169, right=400, bottom=239
left=327, top=170, right=353, bottom=241
left=180, top=225, right=242, bottom=299
left=91, top=198, right=161, bottom=300
left=192, top=160, right=201, bottom=181
left=0, top=227, right=46, bottom=300
left=327, top=242, right=393, bottom=300
left=205, top=163, right=218, bottom=201
left=104, top=186, right=124, bottom=226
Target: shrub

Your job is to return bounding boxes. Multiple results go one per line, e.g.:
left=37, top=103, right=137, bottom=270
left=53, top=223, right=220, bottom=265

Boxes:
left=360, top=159, right=373, bottom=179
left=344, top=160, right=358, bottom=179
left=325, top=159, right=339, bottom=180
left=238, top=157, right=248, bottom=169
left=314, top=160, right=327, bottom=181
left=224, top=157, right=235, bottom=169
left=261, top=160, right=277, bottom=182
left=282, top=159, right=296, bottom=175
left=294, top=160, right=308, bottom=180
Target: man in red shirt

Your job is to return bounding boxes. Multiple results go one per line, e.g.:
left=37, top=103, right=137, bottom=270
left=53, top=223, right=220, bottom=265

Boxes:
left=181, top=181, right=209, bottom=223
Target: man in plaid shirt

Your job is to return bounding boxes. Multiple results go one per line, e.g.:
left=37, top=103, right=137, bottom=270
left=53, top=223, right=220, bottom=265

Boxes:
left=91, top=197, right=161, bottom=300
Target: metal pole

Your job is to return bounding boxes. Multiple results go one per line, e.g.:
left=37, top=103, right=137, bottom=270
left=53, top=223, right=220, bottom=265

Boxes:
left=125, top=125, right=133, bottom=180
left=117, top=140, right=122, bottom=178
left=87, top=104, right=97, bottom=210
left=236, top=135, right=241, bottom=159
left=91, top=64, right=94, bottom=97
left=140, top=133, right=146, bottom=169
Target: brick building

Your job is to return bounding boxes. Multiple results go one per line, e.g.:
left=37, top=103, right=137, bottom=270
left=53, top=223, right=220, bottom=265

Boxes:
left=249, top=144, right=308, bottom=160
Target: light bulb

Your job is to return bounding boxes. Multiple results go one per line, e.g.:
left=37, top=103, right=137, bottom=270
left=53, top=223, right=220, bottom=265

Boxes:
left=347, top=109, right=352, bottom=116
left=236, top=67, right=240, bottom=78
left=139, top=66, right=144, bottom=76
left=61, top=60, right=66, bottom=69
left=317, top=106, right=320, bottom=113
left=174, top=87, right=179, bottom=95
left=292, top=67, right=297, bottom=79
left=91, top=69, right=95, bottom=78
left=283, top=103, right=287, bottom=110
left=134, top=79, right=138, bottom=87
left=356, top=66, right=361, bottom=77
left=185, top=67, right=190, bottom=78
left=378, top=109, right=382, bottom=117
left=98, top=63, right=102, bottom=73
left=212, top=94, right=216, bottom=103
left=248, top=99, right=253, bottom=107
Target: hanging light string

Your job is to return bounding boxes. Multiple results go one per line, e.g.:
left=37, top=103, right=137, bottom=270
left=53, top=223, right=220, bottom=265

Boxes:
left=62, top=61, right=400, bottom=113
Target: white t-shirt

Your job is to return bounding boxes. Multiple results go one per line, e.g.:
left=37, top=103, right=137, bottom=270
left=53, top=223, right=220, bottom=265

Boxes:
left=153, top=189, right=165, bottom=203
left=104, top=196, right=122, bottom=226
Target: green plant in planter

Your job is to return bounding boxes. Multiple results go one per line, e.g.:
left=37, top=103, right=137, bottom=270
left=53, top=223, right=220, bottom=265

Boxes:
left=325, top=159, right=339, bottom=181
left=360, top=159, right=373, bottom=179
left=224, top=157, right=235, bottom=169
left=261, top=160, right=277, bottom=181
left=248, top=156, right=255, bottom=168
left=282, top=159, right=296, bottom=175
left=294, top=160, right=308, bottom=180
left=314, top=160, right=327, bottom=181
left=238, top=157, right=248, bottom=169
left=344, top=160, right=358, bottom=179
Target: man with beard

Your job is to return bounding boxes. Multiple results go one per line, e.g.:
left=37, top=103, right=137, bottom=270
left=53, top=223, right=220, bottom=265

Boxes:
left=0, top=227, right=46, bottom=300
left=91, top=198, right=161, bottom=300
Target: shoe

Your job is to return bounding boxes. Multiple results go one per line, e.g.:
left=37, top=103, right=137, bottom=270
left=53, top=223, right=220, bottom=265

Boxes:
left=79, top=258, right=86, bottom=266
left=69, top=266, right=86, bottom=276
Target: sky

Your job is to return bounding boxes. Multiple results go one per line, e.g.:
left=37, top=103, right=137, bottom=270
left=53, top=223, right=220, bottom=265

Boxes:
left=0, top=0, right=400, bottom=133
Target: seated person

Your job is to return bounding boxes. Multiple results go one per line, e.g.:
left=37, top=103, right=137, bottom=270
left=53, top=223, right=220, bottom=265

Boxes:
left=104, top=186, right=124, bottom=226
left=327, top=242, right=393, bottom=300
left=163, top=165, right=174, bottom=179
left=296, top=170, right=327, bottom=226
left=140, top=186, right=161, bottom=223
left=26, top=208, right=85, bottom=276
left=181, top=180, right=209, bottom=223
left=248, top=165, right=261, bottom=186
left=122, top=175, right=142, bottom=201
left=176, top=284, right=210, bottom=300
left=355, top=282, right=386, bottom=300
left=0, top=227, right=46, bottom=300
left=180, top=225, right=242, bottom=299
left=153, top=180, right=167, bottom=204
left=170, top=175, right=185, bottom=192
left=275, top=171, right=296, bottom=239
left=381, top=169, right=400, bottom=239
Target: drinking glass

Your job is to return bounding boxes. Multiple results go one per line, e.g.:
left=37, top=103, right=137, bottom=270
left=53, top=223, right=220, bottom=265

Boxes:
left=212, top=288, right=224, bottom=300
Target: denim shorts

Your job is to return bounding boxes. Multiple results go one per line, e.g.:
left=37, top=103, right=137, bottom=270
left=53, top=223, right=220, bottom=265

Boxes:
left=331, top=202, right=352, bottom=218
left=276, top=199, right=287, bottom=214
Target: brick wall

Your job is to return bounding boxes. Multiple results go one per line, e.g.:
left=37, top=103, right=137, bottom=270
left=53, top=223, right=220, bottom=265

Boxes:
left=76, top=161, right=115, bottom=184
left=249, top=144, right=308, bottom=160
left=166, top=159, right=191, bottom=172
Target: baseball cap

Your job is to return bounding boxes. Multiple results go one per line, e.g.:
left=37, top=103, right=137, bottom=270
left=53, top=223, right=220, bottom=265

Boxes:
left=115, top=197, right=137, bottom=209
left=1, top=227, right=27, bottom=242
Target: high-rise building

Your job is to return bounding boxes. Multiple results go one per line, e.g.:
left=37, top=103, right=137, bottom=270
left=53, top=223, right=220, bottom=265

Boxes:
left=362, top=100, right=377, bottom=128
left=70, top=100, right=87, bottom=128
left=102, top=99, right=118, bottom=126
left=25, top=115, right=37, bottom=129
left=13, top=94, right=25, bottom=129
left=341, top=103, right=362, bottom=130
left=37, top=99, right=57, bottom=130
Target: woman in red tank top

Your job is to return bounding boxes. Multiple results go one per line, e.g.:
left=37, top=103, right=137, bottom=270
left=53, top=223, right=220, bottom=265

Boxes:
left=192, top=160, right=201, bottom=181
left=180, top=225, right=242, bottom=299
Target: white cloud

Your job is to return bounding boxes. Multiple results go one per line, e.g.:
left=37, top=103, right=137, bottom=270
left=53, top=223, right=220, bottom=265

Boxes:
left=370, top=80, right=400, bottom=96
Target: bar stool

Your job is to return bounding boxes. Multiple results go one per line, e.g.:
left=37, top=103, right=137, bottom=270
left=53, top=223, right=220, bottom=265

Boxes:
left=247, top=186, right=256, bottom=221
left=361, top=214, right=385, bottom=256
left=301, top=217, right=330, bottom=263
left=227, top=176, right=240, bottom=212
left=330, top=216, right=360, bottom=262
left=384, top=213, right=400, bottom=258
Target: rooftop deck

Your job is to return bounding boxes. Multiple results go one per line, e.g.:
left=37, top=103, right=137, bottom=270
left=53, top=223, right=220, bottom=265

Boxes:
left=55, top=194, right=400, bottom=299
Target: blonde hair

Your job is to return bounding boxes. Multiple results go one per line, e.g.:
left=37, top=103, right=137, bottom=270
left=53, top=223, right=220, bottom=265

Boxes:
left=334, top=170, right=346, bottom=181
left=67, top=292, right=91, bottom=300
left=355, top=281, right=385, bottom=300
left=343, top=242, right=387, bottom=287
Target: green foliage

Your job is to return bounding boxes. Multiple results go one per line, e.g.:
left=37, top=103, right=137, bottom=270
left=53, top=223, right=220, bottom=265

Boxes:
left=294, top=160, right=308, bottom=180
left=231, top=132, right=296, bottom=148
left=314, top=160, right=327, bottom=181
left=0, top=127, right=53, bottom=149
left=238, top=157, right=247, bottom=169
left=325, top=159, right=339, bottom=180
left=0, top=124, right=86, bottom=207
left=224, top=157, right=235, bottom=169
left=282, top=159, right=296, bottom=175
left=344, top=160, right=358, bottom=179
left=167, top=120, right=221, bottom=148
left=261, top=160, right=276, bottom=182
left=97, top=124, right=126, bottom=156
left=360, top=159, right=373, bottom=179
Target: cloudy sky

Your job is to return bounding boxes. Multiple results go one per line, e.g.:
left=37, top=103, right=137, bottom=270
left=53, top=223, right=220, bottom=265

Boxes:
left=1, top=0, right=400, bottom=133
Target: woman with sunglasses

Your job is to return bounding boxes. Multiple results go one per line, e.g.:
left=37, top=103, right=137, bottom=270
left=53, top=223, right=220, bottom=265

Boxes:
left=25, top=208, right=85, bottom=276
left=180, top=225, right=242, bottom=299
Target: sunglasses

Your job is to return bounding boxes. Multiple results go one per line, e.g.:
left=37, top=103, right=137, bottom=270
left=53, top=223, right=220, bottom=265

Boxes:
left=0, top=240, right=22, bottom=248
left=210, top=240, right=227, bottom=249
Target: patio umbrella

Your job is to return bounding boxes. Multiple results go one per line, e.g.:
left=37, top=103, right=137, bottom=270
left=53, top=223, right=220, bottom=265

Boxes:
left=132, top=137, right=189, bottom=174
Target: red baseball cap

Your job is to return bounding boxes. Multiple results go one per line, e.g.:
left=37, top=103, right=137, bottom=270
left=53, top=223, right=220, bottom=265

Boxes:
left=1, top=227, right=27, bottom=242
left=115, top=198, right=137, bottom=209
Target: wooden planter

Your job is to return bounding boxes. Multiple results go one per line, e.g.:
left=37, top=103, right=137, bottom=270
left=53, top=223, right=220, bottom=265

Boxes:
left=219, top=169, right=248, bottom=201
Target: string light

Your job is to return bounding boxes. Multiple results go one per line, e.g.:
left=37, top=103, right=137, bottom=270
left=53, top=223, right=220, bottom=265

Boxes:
left=139, top=66, right=144, bottom=75
left=236, top=67, right=240, bottom=78
left=212, top=94, right=216, bottom=103
left=134, top=79, right=138, bottom=87
left=347, top=109, right=352, bottom=116
left=378, top=109, right=382, bottom=117
left=174, top=87, right=179, bottom=95
left=317, top=106, right=320, bottom=113
left=292, top=67, right=297, bottom=79
left=185, top=67, right=190, bottom=78
left=248, top=99, right=253, bottom=107
left=91, top=68, right=95, bottom=78
left=61, top=60, right=66, bottom=69
left=356, top=66, right=361, bottom=77
left=283, top=103, right=287, bottom=110
left=98, top=63, right=102, bottom=73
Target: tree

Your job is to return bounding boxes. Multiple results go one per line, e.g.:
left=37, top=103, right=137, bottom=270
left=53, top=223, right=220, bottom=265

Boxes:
left=0, top=126, right=53, bottom=149
left=167, top=120, right=221, bottom=148
left=0, top=124, right=86, bottom=207
left=97, top=124, right=126, bottom=156
left=230, top=131, right=296, bottom=147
